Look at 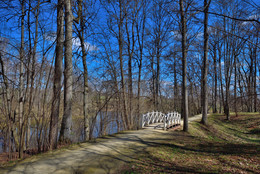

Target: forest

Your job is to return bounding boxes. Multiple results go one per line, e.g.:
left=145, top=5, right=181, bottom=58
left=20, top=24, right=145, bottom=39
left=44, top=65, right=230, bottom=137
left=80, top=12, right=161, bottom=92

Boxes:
left=0, top=0, right=259, bottom=164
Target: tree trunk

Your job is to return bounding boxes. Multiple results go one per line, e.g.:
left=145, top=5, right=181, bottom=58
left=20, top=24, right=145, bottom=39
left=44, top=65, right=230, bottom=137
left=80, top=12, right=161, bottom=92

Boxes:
left=0, top=53, right=12, bottom=159
left=179, top=0, right=188, bottom=132
left=60, top=0, right=73, bottom=142
left=234, top=54, right=238, bottom=116
left=18, top=0, right=25, bottom=159
left=151, top=56, right=156, bottom=110
left=201, top=0, right=210, bottom=125
left=78, top=0, right=90, bottom=141
left=213, top=45, right=217, bottom=113
left=253, top=34, right=258, bottom=112
left=173, top=54, right=178, bottom=111
left=49, top=0, right=64, bottom=149
left=156, top=42, right=160, bottom=110
left=125, top=6, right=135, bottom=129
left=136, top=4, right=145, bottom=129
left=119, top=0, right=129, bottom=130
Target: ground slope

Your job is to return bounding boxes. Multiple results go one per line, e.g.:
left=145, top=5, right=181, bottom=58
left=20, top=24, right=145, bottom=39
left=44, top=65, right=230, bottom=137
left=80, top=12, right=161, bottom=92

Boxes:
left=120, top=113, right=260, bottom=174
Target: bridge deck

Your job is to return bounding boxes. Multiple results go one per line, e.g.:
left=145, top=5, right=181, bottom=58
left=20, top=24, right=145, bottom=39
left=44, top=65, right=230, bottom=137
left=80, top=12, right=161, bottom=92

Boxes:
left=144, top=123, right=180, bottom=130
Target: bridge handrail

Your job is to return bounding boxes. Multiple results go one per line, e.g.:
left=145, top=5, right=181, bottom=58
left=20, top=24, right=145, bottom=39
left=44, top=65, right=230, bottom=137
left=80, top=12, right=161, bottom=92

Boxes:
left=142, top=111, right=181, bottom=130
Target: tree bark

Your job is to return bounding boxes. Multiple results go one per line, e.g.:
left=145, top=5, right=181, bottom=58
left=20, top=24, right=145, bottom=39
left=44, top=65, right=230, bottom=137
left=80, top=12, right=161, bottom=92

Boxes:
left=60, top=0, right=73, bottom=142
left=201, top=0, right=210, bottom=125
left=213, top=45, right=217, bottom=113
left=136, top=1, right=145, bottom=129
left=234, top=54, right=238, bottom=116
left=119, top=0, right=129, bottom=130
left=173, top=54, right=178, bottom=111
left=0, top=53, right=12, bottom=159
left=179, top=0, right=188, bottom=132
left=18, top=0, right=25, bottom=159
left=49, top=0, right=64, bottom=149
left=125, top=2, right=136, bottom=129
left=78, top=0, right=90, bottom=141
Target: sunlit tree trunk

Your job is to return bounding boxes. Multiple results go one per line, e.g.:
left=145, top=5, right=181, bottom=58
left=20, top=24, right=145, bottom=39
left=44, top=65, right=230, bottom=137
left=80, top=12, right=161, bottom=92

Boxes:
left=49, top=0, right=64, bottom=149
left=201, top=0, right=210, bottom=125
left=77, top=0, right=90, bottom=141
left=119, top=0, right=129, bottom=130
left=213, top=45, right=217, bottom=113
left=179, top=0, right=188, bottom=131
left=18, top=0, right=25, bottom=159
left=60, top=0, right=73, bottom=142
left=173, top=54, right=178, bottom=111
left=136, top=0, right=146, bottom=129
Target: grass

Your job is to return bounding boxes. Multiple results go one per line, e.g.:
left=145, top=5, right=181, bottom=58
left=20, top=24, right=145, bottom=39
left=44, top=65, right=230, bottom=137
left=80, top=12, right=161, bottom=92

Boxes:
left=119, top=113, right=260, bottom=174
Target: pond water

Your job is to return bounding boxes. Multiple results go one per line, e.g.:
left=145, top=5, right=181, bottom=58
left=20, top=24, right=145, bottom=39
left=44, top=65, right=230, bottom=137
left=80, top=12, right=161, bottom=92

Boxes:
left=0, top=112, right=122, bottom=154
left=0, top=138, right=3, bottom=154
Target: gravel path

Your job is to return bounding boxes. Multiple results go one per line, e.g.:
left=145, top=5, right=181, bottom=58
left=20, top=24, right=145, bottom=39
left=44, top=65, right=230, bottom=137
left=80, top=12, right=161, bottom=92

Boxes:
left=0, top=115, right=202, bottom=174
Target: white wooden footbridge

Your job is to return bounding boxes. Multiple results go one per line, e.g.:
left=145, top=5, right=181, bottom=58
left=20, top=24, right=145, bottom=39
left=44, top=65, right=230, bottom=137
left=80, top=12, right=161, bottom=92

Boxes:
left=142, top=111, right=181, bottom=130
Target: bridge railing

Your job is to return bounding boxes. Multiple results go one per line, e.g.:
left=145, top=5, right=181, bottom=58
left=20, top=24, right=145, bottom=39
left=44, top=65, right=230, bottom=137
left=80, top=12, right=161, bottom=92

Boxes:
left=142, top=111, right=181, bottom=130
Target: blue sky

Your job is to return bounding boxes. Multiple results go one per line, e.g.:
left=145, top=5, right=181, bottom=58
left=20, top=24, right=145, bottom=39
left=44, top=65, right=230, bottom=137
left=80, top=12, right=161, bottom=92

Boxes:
left=0, top=0, right=259, bottom=91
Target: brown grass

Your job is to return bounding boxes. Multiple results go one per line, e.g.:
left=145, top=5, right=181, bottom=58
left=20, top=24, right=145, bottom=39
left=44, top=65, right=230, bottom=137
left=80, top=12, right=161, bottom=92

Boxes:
left=120, top=113, right=260, bottom=174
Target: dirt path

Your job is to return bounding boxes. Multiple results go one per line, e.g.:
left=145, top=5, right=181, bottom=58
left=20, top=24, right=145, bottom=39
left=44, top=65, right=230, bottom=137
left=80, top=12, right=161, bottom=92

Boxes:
left=188, top=114, right=202, bottom=122
left=0, top=115, right=202, bottom=174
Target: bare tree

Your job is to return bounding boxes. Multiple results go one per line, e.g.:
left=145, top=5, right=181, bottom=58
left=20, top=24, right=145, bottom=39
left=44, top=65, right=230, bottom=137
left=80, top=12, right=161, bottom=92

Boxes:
left=60, top=0, right=73, bottom=142
left=119, top=0, right=130, bottom=130
left=201, top=0, right=211, bottom=125
left=179, top=0, right=188, bottom=131
left=49, top=0, right=64, bottom=149
left=18, top=0, right=25, bottom=159
left=76, top=0, right=90, bottom=141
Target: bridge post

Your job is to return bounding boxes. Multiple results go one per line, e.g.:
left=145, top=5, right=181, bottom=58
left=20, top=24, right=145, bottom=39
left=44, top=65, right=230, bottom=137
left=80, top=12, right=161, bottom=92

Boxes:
left=174, top=111, right=178, bottom=125
left=164, top=114, right=166, bottom=131
left=141, top=114, right=144, bottom=128
left=170, top=113, right=173, bottom=127
left=147, top=112, right=150, bottom=125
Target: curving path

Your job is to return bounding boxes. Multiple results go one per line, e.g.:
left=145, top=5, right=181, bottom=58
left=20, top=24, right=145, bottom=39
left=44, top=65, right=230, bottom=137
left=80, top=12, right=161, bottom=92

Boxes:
left=0, top=115, right=202, bottom=174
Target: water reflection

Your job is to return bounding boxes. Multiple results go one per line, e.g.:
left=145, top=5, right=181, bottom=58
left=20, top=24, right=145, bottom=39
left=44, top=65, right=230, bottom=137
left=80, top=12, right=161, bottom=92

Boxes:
left=0, top=112, right=122, bottom=153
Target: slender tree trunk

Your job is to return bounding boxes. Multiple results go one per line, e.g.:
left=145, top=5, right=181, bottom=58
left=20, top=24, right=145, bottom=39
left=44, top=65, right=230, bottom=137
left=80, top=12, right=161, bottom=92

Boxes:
left=77, top=0, right=90, bottom=141
left=25, top=1, right=32, bottom=150
left=218, top=44, right=224, bottom=114
left=137, top=59, right=142, bottom=129
left=60, top=0, right=73, bottom=142
left=0, top=54, right=12, bottom=159
left=213, top=45, right=217, bottom=113
left=179, top=0, right=188, bottom=131
left=223, top=17, right=230, bottom=120
left=156, top=42, right=160, bottom=110
left=136, top=6, right=145, bottom=129
left=201, top=0, right=210, bottom=125
left=234, top=55, right=238, bottom=116
left=19, top=0, right=25, bottom=159
left=118, top=0, right=129, bottom=130
left=173, top=54, right=178, bottom=111
left=253, top=36, right=258, bottom=112
left=151, top=56, right=156, bottom=110
left=49, top=0, right=64, bottom=149
left=125, top=8, right=134, bottom=129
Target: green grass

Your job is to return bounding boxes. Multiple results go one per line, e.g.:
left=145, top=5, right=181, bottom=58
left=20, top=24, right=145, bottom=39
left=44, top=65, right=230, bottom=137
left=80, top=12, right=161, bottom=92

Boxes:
left=120, top=113, right=260, bottom=174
